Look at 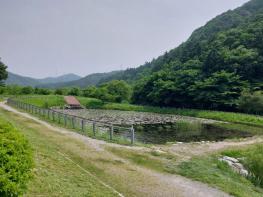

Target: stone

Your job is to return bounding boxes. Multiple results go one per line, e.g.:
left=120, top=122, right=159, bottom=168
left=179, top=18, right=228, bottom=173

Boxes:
left=219, top=156, right=249, bottom=177
left=223, top=156, right=239, bottom=163
left=240, top=169, right=249, bottom=177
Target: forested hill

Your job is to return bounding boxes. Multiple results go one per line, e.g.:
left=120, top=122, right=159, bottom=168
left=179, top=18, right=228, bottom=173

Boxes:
left=41, top=71, right=120, bottom=88
left=5, top=72, right=81, bottom=87
left=125, top=0, right=263, bottom=110
left=40, top=0, right=263, bottom=112
left=99, top=0, right=263, bottom=84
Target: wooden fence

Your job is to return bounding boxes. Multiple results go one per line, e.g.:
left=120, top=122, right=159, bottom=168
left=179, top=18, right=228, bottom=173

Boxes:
left=7, top=98, right=135, bottom=144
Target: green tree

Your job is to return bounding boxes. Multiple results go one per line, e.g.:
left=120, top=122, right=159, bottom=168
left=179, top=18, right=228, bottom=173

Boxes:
left=0, top=59, right=8, bottom=86
left=191, top=71, right=246, bottom=109
left=34, top=87, right=51, bottom=95
left=82, top=86, right=98, bottom=98
left=238, top=91, right=263, bottom=114
left=101, top=80, right=132, bottom=103
left=21, top=86, right=34, bottom=95
left=6, top=85, right=22, bottom=95
left=54, top=88, right=66, bottom=95
left=68, top=87, right=80, bottom=96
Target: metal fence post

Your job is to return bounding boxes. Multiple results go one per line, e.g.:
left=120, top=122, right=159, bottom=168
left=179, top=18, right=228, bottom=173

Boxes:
left=93, top=121, right=96, bottom=136
left=72, top=117, right=75, bottom=128
left=64, top=114, right=67, bottom=126
left=81, top=119, right=84, bottom=132
left=58, top=113, right=61, bottom=124
left=52, top=111, right=55, bottom=121
left=131, top=125, right=135, bottom=145
left=110, top=124, right=113, bottom=140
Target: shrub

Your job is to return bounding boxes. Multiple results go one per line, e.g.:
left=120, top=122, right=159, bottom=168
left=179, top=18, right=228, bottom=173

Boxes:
left=68, top=87, right=81, bottom=96
left=85, top=99, right=104, bottom=109
left=21, top=86, right=34, bottom=95
left=238, top=91, right=263, bottom=114
left=0, top=119, right=33, bottom=196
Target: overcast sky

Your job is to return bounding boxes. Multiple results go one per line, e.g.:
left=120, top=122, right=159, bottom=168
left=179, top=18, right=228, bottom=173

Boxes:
left=0, top=0, right=249, bottom=78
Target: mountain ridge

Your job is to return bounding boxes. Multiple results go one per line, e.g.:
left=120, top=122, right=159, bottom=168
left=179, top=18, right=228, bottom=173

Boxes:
left=5, top=72, right=81, bottom=87
left=48, top=0, right=262, bottom=88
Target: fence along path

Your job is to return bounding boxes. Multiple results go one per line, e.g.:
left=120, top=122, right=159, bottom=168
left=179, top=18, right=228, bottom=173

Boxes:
left=7, top=98, right=135, bottom=144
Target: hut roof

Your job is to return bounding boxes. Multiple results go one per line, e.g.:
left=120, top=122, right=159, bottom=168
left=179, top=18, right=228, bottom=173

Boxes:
left=64, top=96, right=81, bottom=106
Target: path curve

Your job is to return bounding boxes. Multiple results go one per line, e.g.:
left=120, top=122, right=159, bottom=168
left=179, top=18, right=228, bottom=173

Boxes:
left=0, top=102, right=231, bottom=197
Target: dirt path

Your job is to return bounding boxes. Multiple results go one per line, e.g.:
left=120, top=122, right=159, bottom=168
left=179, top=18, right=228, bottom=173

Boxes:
left=0, top=102, right=232, bottom=197
left=157, top=137, right=263, bottom=162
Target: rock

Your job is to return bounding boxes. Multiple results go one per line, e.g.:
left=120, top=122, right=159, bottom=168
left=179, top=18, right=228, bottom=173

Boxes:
left=232, top=162, right=244, bottom=170
left=240, top=169, right=249, bottom=177
left=219, top=156, right=249, bottom=177
left=223, top=156, right=239, bottom=163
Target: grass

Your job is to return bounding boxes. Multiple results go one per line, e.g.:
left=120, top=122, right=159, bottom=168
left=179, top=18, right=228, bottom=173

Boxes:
left=18, top=95, right=65, bottom=108
left=0, top=107, right=191, bottom=196
left=108, top=142, right=263, bottom=197
left=223, top=144, right=263, bottom=188
left=3, top=98, right=263, bottom=196
left=173, top=143, right=263, bottom=197
left=0, top=109, right=121, bottom=196
left=214, top=122, right=263, bottom=135
left=0, top=111, right=117, bottom=196
left=175, top=155, right=263, bottom=197
left=107, top=147, right=174, bottom=173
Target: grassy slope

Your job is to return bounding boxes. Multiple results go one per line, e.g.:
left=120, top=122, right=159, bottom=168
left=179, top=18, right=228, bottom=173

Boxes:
left=18, top=95, right=65, bottom=108
left=0, top=110, right=118, bottom=197
left=2, top=99, right=263, bottom=197
left=108, top=145, right=263, bottom=197
left=0, top=107, right=189, bottom=197
left=175, top=144, right=263, bottom=197
left=18, top=95, right=101, bottom=109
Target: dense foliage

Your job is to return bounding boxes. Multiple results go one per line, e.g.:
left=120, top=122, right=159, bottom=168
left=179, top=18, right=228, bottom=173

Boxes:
left=238, top=91, right=263, bottom=114
left=0, top=80, right=132, bottom=104
left=130, top=0, right=263, bottom=110
left=0, top=118, right=33, bottom=196
left=82, top=80, right=132, bottom=103
left=0, top=59, right=8, bottom=86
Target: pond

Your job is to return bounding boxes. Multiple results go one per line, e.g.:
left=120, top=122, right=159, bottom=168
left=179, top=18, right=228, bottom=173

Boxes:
left=115, top=122, right=253, bottom=144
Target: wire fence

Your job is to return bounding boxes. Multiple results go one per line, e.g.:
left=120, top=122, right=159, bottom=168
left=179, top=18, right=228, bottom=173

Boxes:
left=7, top=98, right=135, bottom=144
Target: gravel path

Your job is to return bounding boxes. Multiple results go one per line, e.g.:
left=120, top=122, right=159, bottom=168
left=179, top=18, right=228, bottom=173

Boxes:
left=1, top=102, right=231, bottom=197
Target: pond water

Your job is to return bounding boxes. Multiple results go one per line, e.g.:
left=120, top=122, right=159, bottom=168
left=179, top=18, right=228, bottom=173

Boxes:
left=116, top=122, right=253, bottom=144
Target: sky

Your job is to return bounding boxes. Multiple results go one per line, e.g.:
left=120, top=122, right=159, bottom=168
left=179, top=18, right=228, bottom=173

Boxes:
left=0, top=0, right=249, bottom=78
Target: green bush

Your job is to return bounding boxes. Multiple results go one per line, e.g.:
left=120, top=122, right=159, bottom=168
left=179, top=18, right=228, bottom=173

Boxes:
left=0, top=119, right=33, bottom=196
left=85, top=99, right=104, bottom=109
left=238, top=91, right=263, bottom=115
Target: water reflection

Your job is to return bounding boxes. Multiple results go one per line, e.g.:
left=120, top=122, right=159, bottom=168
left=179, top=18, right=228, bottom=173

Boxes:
left=117, top=122, right=252, bottom=144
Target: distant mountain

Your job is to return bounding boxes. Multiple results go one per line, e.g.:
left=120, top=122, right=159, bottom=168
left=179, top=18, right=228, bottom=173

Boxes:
left=41, top=71, right=120, bottom=88
left=37, top=73, right=81, bottom=84
left=5, top=72, right=81, bottom=87
left=5, top=72, right=41, bottom=87
left=95, top=0, right=263, bottom=85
